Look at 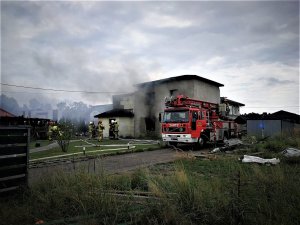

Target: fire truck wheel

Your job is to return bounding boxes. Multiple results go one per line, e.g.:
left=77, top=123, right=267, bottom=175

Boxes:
left=168, top=142, right=178, bottom=147
left=223, top=132, right=229, bottom=141
left=198, top=138, right=205, bottom=148
left=196, top=137, right=205, bottom=149
left=223, top=133, right=229, bottom=146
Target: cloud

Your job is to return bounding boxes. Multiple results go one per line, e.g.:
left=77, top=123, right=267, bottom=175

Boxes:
left=261, top=77, right=294, bottom=86
left=143, top=12, right=193, bottom=28
left=1, top=1, right=299, bottom=115
left=205, top=56, right=225, bottom=67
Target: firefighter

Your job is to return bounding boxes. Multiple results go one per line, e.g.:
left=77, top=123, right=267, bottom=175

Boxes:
left=114, top=121, right=119, bottom=139
left=88, top=122, right=95, bottom=139
left=48, top=121, right=61, bottom=141
left=48, top=121, right=54, bottom=141
left=225, top=102, right=230, bottom=115
left=109, top=120, right=115, bottom=139
left=52, top=122, right=61, bottom=139
left=97, top=120, right=105, bottom=142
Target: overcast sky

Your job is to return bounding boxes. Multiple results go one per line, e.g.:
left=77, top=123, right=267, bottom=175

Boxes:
left=1, top=1, right=299, bottom=114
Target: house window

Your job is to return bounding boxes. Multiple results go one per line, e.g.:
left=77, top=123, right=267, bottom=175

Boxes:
left=145, top=117, right=155, bottom=131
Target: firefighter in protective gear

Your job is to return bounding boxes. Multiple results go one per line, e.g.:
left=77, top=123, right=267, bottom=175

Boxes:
left=109, top=120, right=115, bottom=139
left=88, top=122, right=95, bottom=139
left=113, top=121, right=119, bottom=139
left=97, top=120, right=105, bottom=142
left=48, top=121, right=54, bottom=141
left=48, top=121, right=61, bottom=141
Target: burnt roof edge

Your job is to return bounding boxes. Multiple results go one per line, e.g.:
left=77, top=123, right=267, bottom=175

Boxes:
left=135, top=75, right=224, bottom=88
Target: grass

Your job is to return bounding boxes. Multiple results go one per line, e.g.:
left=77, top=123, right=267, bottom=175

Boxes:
left=30, top=138, right=162, bottom=160
left=2, top=136, right=300, bottom=225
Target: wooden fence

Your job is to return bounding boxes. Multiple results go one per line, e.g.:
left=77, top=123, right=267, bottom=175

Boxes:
left=0, top=127, right=30, bottom=196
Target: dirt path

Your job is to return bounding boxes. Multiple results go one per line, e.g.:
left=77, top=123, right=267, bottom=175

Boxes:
left=28, top=148, right=181, bottom=184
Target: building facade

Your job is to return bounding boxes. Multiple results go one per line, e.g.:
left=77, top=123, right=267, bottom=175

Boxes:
left=94, top=108, right=134, bottom=138
left=95, top=74, right=248, bottom=138
left=100, top=75, right=224, bottom=138
left=133, top=75, right=223, bottom=137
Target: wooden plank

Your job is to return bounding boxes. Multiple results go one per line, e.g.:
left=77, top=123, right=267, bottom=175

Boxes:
left=0, top=146, right=27, bottom=155
left=0, top=176, right=26, bottom=189
left=0, top=135, right=28, bottom=144
left=0, top=156, right=27, bottom=167
left=0, top=128, right=29, bottom=196
left=0, top=186, right=20, bottom=197
left=0, top=165, right=27, bottom=178
left=0, top=128, right=29, bottom=136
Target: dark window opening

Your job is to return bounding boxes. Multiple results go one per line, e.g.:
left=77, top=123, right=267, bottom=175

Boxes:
left=145, top=117, right=155, bottom=131
left=169, top=89, right=178, bottom=96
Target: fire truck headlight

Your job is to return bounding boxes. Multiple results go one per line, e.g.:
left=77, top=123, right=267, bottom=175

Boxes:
left=179, top=127, right=183, bottom=132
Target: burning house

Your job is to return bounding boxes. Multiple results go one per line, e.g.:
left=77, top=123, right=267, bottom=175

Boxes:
left=96, top=75, right=245, bottom=138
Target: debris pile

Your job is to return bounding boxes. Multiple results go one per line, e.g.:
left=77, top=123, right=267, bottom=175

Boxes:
left=282, top=148, right=300, bottom=158
left=240, top=155, right=280, bottom=165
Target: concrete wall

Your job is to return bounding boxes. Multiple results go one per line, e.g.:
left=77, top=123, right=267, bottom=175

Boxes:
left=98, top=117, right=134, bottom=138
left=193, top=80, right=220, bottom=104
left=134, top=79, right=220, bottom=137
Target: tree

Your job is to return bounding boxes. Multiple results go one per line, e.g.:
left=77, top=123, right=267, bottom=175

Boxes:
left=55, top=121, right=73, bottom=153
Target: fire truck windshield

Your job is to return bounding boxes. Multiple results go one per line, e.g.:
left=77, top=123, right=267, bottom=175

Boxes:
left=163, top=111, right=189, bottom=123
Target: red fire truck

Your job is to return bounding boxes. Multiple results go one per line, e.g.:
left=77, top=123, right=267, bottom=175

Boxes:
left=161, top=95, right=237, bottom=147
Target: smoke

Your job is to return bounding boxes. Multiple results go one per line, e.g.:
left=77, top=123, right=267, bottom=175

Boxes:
left=0, top=94, right=22, bottom=116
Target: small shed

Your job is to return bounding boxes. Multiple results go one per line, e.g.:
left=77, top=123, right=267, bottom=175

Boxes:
left=94, top=109, right=134, bottom=138
left=246, top=110, right=300, bottom=138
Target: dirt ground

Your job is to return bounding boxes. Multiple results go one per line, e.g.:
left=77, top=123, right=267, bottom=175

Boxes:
left=28, top=148, right=183, bottom=184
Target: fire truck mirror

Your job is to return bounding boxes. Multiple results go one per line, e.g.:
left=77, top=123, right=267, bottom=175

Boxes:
left=191, top=111, right=197, bottom=130
left=192, top=112, right=198, bottom=120
left=158, top=112, right=163, bottom=123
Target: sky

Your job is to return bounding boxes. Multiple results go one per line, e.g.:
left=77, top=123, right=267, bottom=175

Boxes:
left=1, top=1, right=299, bottom=114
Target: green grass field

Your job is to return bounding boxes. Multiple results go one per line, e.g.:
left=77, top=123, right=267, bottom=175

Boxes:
left=30, top=138, right=162, bottom=160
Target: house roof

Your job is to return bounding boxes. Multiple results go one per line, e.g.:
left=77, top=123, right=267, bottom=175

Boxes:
left=234, top=115, right=247, bottom=124
left=136, top=75, right=224, bottom=88
left=242, top=110, right=300, bottom=123
left=269, top=110, right=300, bottom=123
left=94, top=109, right=134, bottom=118
left=221, top=97, right=245, bottom=106
left=0, top=108, right=16, bottom=117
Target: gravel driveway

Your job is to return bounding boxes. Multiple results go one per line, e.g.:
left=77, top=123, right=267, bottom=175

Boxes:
left=28, top=148, right=179, bottom=184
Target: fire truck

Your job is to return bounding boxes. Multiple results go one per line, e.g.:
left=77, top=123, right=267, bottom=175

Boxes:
left=161, top=95, right=238, bottom=147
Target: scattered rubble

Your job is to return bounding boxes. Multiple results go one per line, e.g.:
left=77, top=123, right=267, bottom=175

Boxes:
left=282, top=148, right=300, bottom=158
left=210, top=138, right=243, bottom=153
left=224, top=138, right=243, bottom=147
left=240, top=155, right=280, bottom=165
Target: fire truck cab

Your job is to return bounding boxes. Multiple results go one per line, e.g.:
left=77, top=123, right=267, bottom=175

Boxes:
left=161, top=95, right=237, bottom=147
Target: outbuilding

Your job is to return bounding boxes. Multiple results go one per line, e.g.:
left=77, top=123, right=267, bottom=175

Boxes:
left=246, top=110, right=300, bottom=138
left=94, top=108, right=134, bottom=138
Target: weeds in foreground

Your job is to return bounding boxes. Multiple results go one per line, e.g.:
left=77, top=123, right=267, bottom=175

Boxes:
left=1, top=136, right=300, bottom=225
